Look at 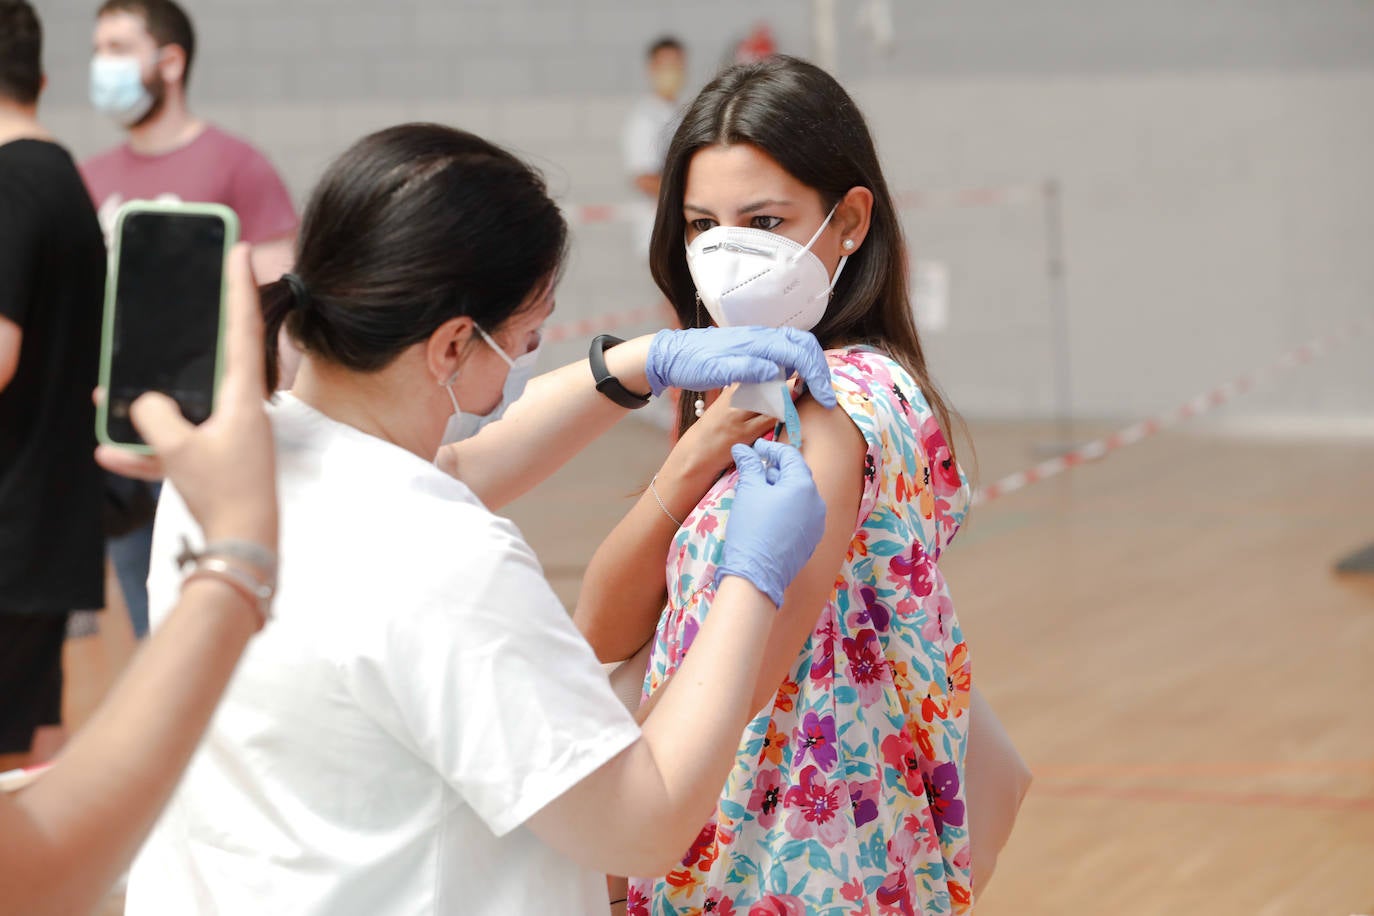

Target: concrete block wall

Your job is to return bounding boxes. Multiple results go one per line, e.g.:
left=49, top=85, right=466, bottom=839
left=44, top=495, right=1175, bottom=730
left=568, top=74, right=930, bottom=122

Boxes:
left=27, top=0, right=1374, bottom=426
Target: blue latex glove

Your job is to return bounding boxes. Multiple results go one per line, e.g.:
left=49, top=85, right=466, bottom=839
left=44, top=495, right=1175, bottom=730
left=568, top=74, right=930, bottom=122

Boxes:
left=644, top=327, right=837, bottom=409
left=714, top=439, right=827, bottom=608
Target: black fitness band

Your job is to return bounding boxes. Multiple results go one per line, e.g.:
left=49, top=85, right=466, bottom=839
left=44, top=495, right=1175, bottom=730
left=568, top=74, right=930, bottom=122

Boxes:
left=589, top=334, right=652, bottom=409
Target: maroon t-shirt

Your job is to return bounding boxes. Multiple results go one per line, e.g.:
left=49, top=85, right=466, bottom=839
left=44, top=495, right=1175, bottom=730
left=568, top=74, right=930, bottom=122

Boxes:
left=81, top=124, right=297, bottom=245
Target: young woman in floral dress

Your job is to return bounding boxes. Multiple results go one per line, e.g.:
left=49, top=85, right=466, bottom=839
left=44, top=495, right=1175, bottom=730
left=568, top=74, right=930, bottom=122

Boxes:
left=577, top=56, right=975, bottom=915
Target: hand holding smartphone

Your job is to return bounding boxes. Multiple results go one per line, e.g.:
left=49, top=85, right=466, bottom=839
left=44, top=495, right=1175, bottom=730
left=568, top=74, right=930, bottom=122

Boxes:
left=97, top=200, right=239, bottom=453
left=96, top=242, right=279, bottom=552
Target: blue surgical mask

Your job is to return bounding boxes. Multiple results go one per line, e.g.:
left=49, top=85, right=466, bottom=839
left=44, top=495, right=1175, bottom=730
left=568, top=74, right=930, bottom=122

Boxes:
left=90, top=54, right=155, bottom=127
left=439, top=325, right=542, bottom=446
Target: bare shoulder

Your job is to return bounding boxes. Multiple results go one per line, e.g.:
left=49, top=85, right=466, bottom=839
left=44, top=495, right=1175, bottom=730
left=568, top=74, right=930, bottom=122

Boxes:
left=793, top=392, right=867, bottom=485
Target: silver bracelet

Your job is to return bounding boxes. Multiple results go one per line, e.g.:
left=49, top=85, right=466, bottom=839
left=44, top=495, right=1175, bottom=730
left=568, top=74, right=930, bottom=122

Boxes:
left=183, top=560, right=274, bottom=628
left=648, top=475, right=684, bottom=528
left=176, top=535, right=278, bottom=579
left=176, top=536, right=277, bottom=626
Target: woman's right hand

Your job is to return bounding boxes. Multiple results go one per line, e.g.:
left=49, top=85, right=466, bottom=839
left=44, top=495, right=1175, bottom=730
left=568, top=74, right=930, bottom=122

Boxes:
left=669, top=384, right=782, bottom=483
left=714, top=439, right=826, bottom=608
left=96, top=244, right=278, bottom=550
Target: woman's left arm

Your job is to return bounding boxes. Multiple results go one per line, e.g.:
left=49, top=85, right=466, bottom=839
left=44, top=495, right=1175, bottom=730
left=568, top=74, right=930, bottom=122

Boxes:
left=574, top=387, right=777, bottom=663
left=740, top=396, right=867, bottom=714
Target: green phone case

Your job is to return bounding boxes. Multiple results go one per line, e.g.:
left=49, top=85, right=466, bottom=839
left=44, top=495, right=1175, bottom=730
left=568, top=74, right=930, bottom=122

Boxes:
left=95, top=200, right=240, bottom=455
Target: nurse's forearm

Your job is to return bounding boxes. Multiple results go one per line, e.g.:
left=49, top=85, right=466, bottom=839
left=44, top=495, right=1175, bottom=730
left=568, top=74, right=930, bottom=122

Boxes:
left=529, top=576, right=776, bottom=877
left=0, top=580, right=257, bottom=916
left=437, top=335, right=656, bottom=510
left=634, top=574, right=776, bottom=823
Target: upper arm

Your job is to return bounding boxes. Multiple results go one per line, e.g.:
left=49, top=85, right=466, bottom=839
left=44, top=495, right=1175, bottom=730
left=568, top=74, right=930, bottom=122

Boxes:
left=746, top=396, right=867, bottom=713
left=524, top=735, right=671, bottom=875
left=0, top=316, right=21, bottom=393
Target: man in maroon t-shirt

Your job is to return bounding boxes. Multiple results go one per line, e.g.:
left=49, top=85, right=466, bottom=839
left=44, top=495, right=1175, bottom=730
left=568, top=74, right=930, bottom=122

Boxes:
left=81, top=0, right=298, bottom=639
left=82, top=0, right=297, bottom=283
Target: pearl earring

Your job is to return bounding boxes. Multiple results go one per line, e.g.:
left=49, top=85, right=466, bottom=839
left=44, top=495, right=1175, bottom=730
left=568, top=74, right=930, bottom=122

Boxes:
left=694, top=396, right=706, bottom=418
left=842, top=239, right=856, bottom=251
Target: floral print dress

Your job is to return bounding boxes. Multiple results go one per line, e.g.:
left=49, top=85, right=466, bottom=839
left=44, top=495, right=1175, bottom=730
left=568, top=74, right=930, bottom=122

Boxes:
left=629, top=347, right=974, bottom=916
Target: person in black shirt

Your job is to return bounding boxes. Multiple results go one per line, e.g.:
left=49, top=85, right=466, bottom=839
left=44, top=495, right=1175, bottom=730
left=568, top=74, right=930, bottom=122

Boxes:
left=0, top=0, right=107, bottom=771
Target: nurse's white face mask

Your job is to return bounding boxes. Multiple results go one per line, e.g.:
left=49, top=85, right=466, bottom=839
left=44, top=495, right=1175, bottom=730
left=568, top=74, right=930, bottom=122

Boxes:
left=439, top=325, right=541, bottom=446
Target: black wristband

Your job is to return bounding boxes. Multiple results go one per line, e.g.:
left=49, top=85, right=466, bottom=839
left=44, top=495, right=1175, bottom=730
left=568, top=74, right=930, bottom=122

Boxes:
left=589, top=335, right=652, bottom=409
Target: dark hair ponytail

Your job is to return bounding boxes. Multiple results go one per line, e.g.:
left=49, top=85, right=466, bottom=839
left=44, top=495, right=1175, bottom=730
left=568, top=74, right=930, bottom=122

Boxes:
left=262, top=123, right=567, bottom=391
left=261, top=278, right=292, bottom=390
left=650, top=57, right=963, bottom=467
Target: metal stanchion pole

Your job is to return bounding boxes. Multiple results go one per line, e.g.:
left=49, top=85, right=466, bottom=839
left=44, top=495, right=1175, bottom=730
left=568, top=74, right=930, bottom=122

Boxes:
left=1037, top=177, right=1077, bottom=456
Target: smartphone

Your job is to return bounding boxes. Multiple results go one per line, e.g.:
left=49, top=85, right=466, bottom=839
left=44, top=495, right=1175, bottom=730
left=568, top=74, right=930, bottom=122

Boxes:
left=97, top=201, right=239, bottom=453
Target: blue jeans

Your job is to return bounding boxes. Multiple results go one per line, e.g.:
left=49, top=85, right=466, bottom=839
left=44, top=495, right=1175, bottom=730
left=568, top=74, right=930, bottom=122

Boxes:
left=109, top=482, right=160, bottom=638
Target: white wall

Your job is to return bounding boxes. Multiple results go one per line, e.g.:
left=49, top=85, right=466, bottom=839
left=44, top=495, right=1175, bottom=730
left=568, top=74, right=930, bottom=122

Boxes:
left=29, top=0, right=1374, bottom=423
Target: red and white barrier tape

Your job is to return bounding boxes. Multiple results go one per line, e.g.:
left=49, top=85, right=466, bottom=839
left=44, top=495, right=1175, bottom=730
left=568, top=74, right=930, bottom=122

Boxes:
left=564, top=183, right=1039, bottom=227
left=566, top=202, right=642, bottom=226
left=542, top=303, right=667, bottom=345
left=972, top=316, right=1373, bottom=505
left=543, top=294, right=1369, bottom=508
left=548, top=183, right=1041, bottom=338
left=546, top=186, right=1038, bottom=340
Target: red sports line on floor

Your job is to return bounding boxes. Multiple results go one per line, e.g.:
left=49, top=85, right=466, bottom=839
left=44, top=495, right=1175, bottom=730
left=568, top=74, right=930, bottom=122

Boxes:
left=542, top=304, right=666, bottom=345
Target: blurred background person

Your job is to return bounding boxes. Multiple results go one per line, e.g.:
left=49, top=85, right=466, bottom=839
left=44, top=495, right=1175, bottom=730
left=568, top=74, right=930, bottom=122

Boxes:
left=731, top=21, right=777, bottom=66
left=83, top=0, right=297, bottom=276
left=621, top=35, right=685, bottom=260
left=125, top=123, right=835, bottom=916
left=0, top=0, right=107, bottom=776
left=80, top=0, right=298, bottom=640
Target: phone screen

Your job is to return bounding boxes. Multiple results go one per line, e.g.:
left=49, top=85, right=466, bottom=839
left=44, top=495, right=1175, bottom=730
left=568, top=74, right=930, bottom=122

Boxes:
left=106, top=210, right=226, bottom=445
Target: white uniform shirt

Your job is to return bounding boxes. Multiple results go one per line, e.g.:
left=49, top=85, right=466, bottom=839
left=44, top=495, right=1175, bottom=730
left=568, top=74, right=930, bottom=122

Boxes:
left=621, top=94, right=682, bottom=257
left=125, top=393, right=641, bottom=916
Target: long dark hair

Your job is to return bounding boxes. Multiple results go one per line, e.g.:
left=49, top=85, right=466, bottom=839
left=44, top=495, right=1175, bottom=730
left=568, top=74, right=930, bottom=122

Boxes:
left=262, top=123, right=567, bottom=389
left=649, top=56, right=961, bottom=463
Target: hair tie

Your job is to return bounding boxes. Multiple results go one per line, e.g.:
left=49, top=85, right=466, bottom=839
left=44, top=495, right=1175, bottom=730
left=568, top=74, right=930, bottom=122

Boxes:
left=282, top=272, right=310, bottom=314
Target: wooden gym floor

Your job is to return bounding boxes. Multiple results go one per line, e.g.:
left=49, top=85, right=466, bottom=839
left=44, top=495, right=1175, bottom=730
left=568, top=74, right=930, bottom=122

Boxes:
left=509, top=417, right=1374, bottom=916
left=74, top=417, right=1374, bottom=915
